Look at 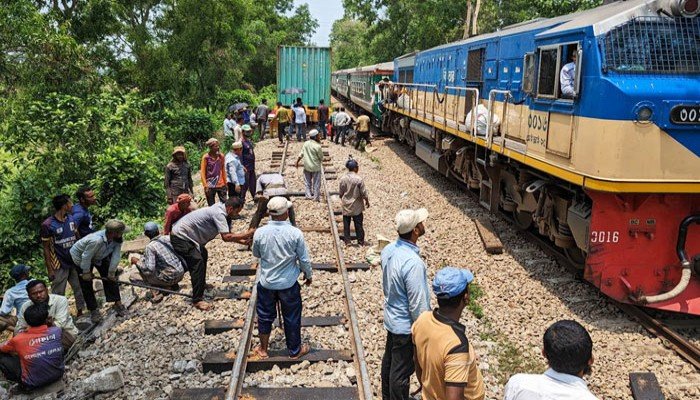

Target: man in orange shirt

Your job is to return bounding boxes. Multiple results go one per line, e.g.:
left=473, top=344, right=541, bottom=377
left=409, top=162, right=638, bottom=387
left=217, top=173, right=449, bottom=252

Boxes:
left=200, top=138, right=228, bottom=206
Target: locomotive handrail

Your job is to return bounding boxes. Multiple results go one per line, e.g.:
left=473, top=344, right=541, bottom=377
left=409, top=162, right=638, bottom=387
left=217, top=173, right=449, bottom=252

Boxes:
left=487, top=89, right=512, bottom=147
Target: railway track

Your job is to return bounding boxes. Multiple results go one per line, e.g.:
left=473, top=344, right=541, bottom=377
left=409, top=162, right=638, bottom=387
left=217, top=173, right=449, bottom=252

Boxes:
left=172, top=139, right=373, bottom=399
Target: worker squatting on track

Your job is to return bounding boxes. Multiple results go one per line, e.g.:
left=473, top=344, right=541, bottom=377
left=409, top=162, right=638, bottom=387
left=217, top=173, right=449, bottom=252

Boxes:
left=0, top=118, right=601, bottom=400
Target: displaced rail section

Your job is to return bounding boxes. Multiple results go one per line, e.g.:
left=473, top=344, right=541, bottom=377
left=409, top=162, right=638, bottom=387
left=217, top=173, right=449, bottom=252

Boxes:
left=172, top=140, right=372, bottom=399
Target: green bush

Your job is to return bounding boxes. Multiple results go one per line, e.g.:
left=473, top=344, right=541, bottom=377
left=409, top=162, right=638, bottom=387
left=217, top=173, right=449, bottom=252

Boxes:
left=91, top=144, right=165, bottom=220
left=162, top=109, right=215, bottom=146
left=214, top=89, right=257, bottom=113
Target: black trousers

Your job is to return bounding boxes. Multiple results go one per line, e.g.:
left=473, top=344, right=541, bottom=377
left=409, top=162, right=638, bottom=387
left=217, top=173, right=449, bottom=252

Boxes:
left=334, top=126, right=347, bottom=145
left=227, top=182, right=240, bottom=198
left=171, top=234, right=208, bottom=302
left=343, top=213, right=365, bottom=243
left=381, top=331, right=414, bottom=400
left=0, top=353, right=21, bottom=385
left=355, top=131, right=371, bottom=149
left=249, top=197, right=296, bottom=229
left=278, top=123, right=289, bottom=143
left=205, top=186, right=227, bottom=206
left=79, top=258, right=121, bottom=311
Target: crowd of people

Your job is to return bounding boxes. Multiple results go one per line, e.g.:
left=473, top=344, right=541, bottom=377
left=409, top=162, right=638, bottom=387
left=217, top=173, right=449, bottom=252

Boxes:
left=0, top=95, right=599, bottom=400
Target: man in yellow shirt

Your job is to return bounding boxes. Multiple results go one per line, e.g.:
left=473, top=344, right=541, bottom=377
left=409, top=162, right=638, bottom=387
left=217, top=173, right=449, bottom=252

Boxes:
left=412, top=266, right=485, bottom=400
left=275, top=101, right=292, bottom=144
left=354, top=111, right=372, bottom=150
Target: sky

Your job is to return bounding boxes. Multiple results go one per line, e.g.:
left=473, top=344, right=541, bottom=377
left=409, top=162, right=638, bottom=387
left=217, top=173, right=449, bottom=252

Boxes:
left=294, top=0, right=345, bottom=46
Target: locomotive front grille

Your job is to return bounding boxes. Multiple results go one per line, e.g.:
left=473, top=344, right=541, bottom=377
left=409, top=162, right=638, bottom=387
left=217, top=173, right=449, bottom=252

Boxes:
left=601, top=16, right=700, bottom=74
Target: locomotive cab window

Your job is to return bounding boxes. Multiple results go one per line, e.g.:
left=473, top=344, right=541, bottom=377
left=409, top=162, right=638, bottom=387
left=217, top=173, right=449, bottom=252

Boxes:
left=536, top=47, right=560, bottom=98
left=536, top=43, right=582, bottom=100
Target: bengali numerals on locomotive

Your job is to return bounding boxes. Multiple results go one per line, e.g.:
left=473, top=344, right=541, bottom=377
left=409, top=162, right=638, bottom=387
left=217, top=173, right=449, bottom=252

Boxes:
left=670, top=105, right=700, bottom=125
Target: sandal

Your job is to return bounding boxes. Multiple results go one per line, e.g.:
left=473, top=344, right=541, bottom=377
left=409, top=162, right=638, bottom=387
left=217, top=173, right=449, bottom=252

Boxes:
left=193, top=301, right=213, bottom=311
left=251, top=346, right=269, bottom=360
left=290, top=343, right=311, bottom=359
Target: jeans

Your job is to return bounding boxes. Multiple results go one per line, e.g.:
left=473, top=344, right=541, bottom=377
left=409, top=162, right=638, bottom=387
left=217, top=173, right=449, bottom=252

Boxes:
left=295, top=123, right=306, bottom=141
left=343, top=213, right=365, bottom=243
left=257, top=119, right=267, bottom=139
left=52, top=263, right=86, bottom=311
left=241, top=167, right=256, bottom=201
left=334, top=125, right=347, bottom=145
left=205, top=186, right=227, bottom=206
left=249, top=196, right=296, bottom=229
left=355, top=131, right=371, bottom=150
left=79, top=258, right=121, bottom=311
left=318, top=120, right=327, bottom=139
left=256, top=282, right=303, bottom=356
left=304, top=170, right=322, bottom=201
left=171, top=234, right=208, bottom=303
left=381, top=331, right=414, bottom=400
left=278, top=123, right=289, bottom=143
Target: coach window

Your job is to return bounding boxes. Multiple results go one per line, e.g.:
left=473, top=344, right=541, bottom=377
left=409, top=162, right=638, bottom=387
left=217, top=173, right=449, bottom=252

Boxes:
left=522, top=52, right=536, bottom=95
left=536, top=46, right=560, bottom=98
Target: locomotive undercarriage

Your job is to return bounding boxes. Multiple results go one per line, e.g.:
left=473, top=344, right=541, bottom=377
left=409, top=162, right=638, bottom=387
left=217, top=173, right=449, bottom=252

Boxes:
left=388, top=111, right=591, bottom=268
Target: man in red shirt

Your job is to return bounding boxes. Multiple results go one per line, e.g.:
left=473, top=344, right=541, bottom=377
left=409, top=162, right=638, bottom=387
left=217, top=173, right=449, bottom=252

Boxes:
left=0, top=303, right=65, bottom=391
left=200, top=138, right=228, bottom=206
left=163, top=194, right=196, bottom=234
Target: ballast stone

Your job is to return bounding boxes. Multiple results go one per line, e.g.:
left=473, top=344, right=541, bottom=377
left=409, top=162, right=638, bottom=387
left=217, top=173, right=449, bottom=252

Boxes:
left=81, top=366, right=125, bottom=393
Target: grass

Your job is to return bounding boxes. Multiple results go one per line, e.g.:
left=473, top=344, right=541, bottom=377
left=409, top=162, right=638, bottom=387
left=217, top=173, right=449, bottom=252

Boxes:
left=370, top=155, right=382, bottom=170
left=467, top=281, right=485, bottom=319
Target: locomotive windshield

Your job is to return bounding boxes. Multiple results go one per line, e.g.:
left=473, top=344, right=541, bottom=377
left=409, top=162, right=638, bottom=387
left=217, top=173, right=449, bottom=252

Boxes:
left=602, top=16, right=700, bottom=73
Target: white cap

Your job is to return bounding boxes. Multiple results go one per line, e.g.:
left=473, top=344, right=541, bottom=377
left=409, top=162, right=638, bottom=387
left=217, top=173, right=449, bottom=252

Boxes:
left=395, top=208, right=428, bottom=234
left=268, top=196, right=293, bottom=216
left=231, top=141, right=243, bottom=149
left=309, top=129, right=319, bottom=138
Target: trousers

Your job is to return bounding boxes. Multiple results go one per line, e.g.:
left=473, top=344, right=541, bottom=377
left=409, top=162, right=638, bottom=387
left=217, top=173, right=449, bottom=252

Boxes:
left=278, top=123, right=289, bottom=143
left=303, top=170, right=322, bottom=201
left=51, top=263, right=86, bottom=311
left=241, top=168, right=256, bottom=201
left=205, top=186, right=227, bottom=206
left=170, top=234, right=208, bottom=302
left=318, top=120, right=327, bottom=138
left=79, top=258, right=121, bottom=311
left=381, top=331, right=414, bottom=400
left=256, top=119, right=267, bottom=139
left=355, top=131, right=371, bottom=150
left=256, top=282, right=302, bottom=356
left=343, top=213, right=365, bottom=243
left=295, top=123, right=306, bottom=141
left=249, top=196, right=296, bottom=229
left=334, top=126, right=348, bottom=145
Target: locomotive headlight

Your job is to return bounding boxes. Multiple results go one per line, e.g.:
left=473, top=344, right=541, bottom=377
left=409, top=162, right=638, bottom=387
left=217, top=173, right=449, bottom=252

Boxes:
left=637, top=107, right=653, bottom=122
left=671, top=0, right=700, bottom=17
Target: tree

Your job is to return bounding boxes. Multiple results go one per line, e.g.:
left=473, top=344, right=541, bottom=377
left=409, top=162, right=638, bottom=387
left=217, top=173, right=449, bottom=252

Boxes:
left=330, top=18, right=372, bottom=70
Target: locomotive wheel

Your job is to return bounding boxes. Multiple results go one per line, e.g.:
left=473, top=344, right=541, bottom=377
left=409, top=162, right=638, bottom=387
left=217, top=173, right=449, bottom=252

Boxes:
left=512, top=209, right=533, bottom=230
left=564, top=247, right=586, bottom=270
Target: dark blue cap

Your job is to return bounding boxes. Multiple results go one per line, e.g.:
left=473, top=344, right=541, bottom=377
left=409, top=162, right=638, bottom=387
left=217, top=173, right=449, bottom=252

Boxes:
left=346, top=159, right=358, bottom=170
left=432, top=266, right=474, bottom=298
left=10, top=264, right=30, bottom=281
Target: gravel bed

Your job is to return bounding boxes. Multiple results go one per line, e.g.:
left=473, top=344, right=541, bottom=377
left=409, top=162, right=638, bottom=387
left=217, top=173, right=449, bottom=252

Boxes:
left=52, top=136, right=699, bottom=400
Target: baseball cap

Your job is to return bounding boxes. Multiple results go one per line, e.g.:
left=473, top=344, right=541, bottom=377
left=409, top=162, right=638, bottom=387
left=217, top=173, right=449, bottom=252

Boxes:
left=432, top=266, right=474, bottom=299
left=346, top=158, right=358, bottom=170
left=309, top=129, right=319, bottom=138
left=105, top=219, right=130, bottom=234
left=143, top=221, right=159, bottom=234
left=268, top=196, right=293, bottom=216
left=172, top=146, right=186, bottom=156
left=395, top=208, right=428, bottom=234
left=10, top=264, right=30, bottom=281
left=231, top=141, right=243, bottom=149
left=242, top=124, right=252, bottom=131
left=176, top=193, right=192, bottom=204
left=205, top=138, right=219, bottom=147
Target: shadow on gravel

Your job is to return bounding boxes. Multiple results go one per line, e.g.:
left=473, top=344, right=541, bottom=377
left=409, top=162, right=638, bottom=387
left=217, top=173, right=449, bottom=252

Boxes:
left=379, top=137, right=642, bottom=337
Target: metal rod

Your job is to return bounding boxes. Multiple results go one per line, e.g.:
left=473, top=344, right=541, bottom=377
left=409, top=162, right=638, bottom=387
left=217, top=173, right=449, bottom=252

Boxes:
left=98, top=277, right=195, bottom=299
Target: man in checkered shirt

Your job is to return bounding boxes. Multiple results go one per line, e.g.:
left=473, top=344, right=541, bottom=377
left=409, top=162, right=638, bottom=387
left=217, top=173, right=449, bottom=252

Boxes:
left=130, top=222, right=185, bottom=303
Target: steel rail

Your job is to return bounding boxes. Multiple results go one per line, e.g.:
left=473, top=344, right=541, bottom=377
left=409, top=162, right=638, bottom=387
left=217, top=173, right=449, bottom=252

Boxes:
left=320, top=162, right=374, bottom=400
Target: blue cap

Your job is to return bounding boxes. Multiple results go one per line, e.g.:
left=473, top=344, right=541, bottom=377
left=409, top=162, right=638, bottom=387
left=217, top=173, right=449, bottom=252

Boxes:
left=10, top=264, right=30, bottom=281
left=144, top=221, right=159, bottom=233
left=432, top=266, right=474, bottom=298
left=346, top=159, right=358, bottom=170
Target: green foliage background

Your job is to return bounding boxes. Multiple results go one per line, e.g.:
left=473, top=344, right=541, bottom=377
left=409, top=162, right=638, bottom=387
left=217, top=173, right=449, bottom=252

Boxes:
left=0, top=0, right=317, bottom=289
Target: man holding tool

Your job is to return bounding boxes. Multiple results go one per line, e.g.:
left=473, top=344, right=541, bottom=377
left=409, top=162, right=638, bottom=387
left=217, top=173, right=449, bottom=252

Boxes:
left=130, top=222, right=185, bottom=303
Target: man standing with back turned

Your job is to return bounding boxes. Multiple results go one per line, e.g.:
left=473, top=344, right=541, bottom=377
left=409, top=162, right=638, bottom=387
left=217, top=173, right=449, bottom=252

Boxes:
left=381, top=208, right=431, bottom=400
left=252, top=197, right=312, bottom=360
left=295, top=129, right=324, bottom=202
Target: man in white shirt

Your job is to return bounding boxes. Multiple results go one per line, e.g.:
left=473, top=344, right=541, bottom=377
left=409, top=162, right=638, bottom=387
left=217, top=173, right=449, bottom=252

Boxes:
left=560, top=51, right=577, bottom=99
left=292, top=102, right=307, bottom=141
left=503, top=320, right=598, bottom=400
left=223, top=113, right=236, bottom=138
left=334, top=107, right=351, bottom=146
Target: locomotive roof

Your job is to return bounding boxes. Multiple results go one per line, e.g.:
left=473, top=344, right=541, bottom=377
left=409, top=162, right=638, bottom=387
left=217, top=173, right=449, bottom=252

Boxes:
left=355, top=61, right=394, bottom=73
left=425, top=0, right=658, bottom=53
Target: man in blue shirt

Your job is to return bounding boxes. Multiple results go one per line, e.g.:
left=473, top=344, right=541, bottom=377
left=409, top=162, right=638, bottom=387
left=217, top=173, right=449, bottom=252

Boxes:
left=0, top=265, right=32, bottom=333
left=225, top=142, right=246, bottom=198
left=72, top=186, right=97, bottom=238
left=252, top=197, right=312, bottom=359
left=381, top=208, right=431, bottom=400
left=70, top=220, right=128, bottom=323
left=41, top=194, right=85, bottom=318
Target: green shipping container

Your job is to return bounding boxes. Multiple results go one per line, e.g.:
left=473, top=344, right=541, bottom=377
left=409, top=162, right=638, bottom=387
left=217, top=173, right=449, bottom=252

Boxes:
left=277, top=46, right=331, bottom=110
